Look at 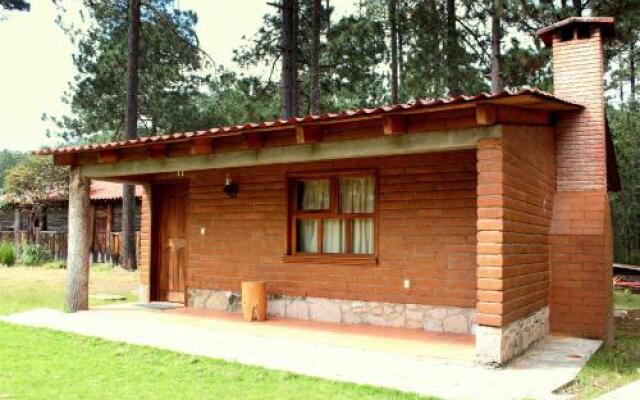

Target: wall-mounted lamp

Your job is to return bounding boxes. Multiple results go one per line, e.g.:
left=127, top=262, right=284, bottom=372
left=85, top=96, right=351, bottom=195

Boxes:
left=223, top=173, right=239, bottom=198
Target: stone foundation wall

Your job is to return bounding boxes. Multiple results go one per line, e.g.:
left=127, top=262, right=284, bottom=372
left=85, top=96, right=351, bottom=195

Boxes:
left=188, top=288, right=476, bottom=334
left=475, top=307, right=549, bottom=366
left=615, top=309, right=640, bottom=336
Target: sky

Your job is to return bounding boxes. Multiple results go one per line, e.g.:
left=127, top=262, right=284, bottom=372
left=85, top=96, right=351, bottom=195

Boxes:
left=0, top=1, right=355, bottom=153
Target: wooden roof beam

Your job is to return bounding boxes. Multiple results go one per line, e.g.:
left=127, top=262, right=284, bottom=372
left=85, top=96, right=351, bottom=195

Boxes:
left=149, top=143, right=167, bottom=159
left=190, top=138, right=214, bottom=155
left=53, top=153, right=76, bottom=166
left=295, top=125, right=323, bottom=144
left=476, top=104, right=498, bottom=126
left=383, top=115, right=407, bottom=135
left=97, top=150, right=118, bottom=164
left=476, top=104, right=551, bottom=126
left=244, top=132, right=264, bottom=149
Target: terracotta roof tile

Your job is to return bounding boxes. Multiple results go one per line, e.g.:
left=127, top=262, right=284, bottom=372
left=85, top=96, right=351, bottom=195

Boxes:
left=35, top=89, right=580, bottom=156
left=90, top=181, right=142, bottom=201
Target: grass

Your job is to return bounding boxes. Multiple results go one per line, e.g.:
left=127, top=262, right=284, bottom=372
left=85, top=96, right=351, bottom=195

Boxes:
left=1, top=266, right=639, bottom=399
left=562, top=335, right=640, bottom=399
left=0, top=322, right=433, bottom=400
left=0, top=264, right=137, bottom=315
left=614, top=289, right=640, bottom=310
left=0, top=266, right=435, bottom=399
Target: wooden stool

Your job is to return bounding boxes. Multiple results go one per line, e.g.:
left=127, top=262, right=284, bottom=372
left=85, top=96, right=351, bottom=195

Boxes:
left=241, top=281, right=267, bottom=322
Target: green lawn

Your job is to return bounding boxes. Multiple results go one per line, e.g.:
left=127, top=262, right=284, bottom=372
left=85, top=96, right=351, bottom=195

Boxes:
left=0, top=322, right=431, bottom=400
left=614, top=289, right=640, bottom=310
left=0, top=264, right=137, bottom=315
left=561, top=288, right=640, bottom=398
left=0, top=266, right=433, bottom=400
left=1, top=266, right=640, bottom=399
left=562, top=335, right=640, bottom=399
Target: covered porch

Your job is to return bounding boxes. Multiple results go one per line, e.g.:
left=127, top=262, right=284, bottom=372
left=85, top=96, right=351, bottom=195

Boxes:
left=41, top=89, right=582, bottom=365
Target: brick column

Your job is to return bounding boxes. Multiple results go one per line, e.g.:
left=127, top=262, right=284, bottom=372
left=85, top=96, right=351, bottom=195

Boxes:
left=138, top=184, right=152, bottom=302
left=476, top=125, right=556, bottom=365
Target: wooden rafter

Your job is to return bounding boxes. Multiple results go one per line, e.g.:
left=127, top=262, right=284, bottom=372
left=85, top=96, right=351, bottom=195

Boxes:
left=190, top=138, right=214, bottom=155
left=244, top=132, right=264, bottom=150
left=382, top=115, right=407, bottom=135
left=97, top=150, right=119, bottom=164
left=295, top=125, right=323, bottom=144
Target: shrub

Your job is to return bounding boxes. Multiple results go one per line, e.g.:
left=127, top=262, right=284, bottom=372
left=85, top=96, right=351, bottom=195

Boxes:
left=42, top=261, right=66, bottom=269
left=0, top=242, right=17, bottom=266
left=20, top=244, right=53, bottom=266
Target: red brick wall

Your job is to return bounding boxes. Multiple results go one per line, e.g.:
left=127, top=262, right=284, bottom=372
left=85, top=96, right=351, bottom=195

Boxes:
left=183, top=151, right=478, bottom=308
left=549, top=192, right=614, bottom=339
left=476, top=125, right=556, bottom=327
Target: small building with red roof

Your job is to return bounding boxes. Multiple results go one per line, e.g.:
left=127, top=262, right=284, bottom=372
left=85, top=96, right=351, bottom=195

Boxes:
left=36, top=18, right=619, bottom=365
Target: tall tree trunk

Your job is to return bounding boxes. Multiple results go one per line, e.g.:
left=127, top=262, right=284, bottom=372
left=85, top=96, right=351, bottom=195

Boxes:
left=389, top=0, right=399, bottom=103
left=398, top=2, right=404, bottom=88
left=122, top=0, right=141, bottom=271
left=310, top=0, right=322, bottom=114
left=490, top=0, right=502, bottom=92
left=572, top=0, right=582, bottom=16
left=65, top=166, right=91, bottom=312
left=446, top=0, right=460, bottom=96
left=631, top=40, right=636, bottom=103
left=281, top=0, right=299, bottom=119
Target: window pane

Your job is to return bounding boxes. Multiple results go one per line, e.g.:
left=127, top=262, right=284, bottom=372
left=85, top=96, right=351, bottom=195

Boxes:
left=297, top=219, right=318, bottom=253
left=340, top=176, right=375, bottom=213
left=351, top=218, right=374, bottom=254
left=297, top=180, right=330, bottom=210
left=323, top=219, right=345, bottom=254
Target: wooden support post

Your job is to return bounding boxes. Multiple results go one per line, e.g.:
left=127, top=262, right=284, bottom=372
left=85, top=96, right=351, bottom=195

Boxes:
left=89, top=204, right=96, bottom=263
left=13, top=207, right=20, bottom=248
left=106, top=203, right=113, bottom=263
left=65, top=166, right=91, bottom=312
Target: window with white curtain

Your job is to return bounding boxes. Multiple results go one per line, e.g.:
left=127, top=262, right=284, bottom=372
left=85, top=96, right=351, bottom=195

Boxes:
left=289, top=173, right=376, bottom=257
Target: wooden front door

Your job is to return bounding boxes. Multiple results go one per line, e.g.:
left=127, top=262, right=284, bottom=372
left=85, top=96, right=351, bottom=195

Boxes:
left=153, top=183, right=188, bottom=303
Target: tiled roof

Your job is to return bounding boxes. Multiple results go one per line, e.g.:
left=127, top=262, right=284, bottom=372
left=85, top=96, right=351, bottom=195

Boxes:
left=35, top=88, right=580, bottom=156
left=90, top=181, right=142, bottom=200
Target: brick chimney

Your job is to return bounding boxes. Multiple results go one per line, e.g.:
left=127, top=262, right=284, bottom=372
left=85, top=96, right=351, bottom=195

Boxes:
left=538, top=17, right=615, bottom=191
left=538, top=18, right=616, bottom=343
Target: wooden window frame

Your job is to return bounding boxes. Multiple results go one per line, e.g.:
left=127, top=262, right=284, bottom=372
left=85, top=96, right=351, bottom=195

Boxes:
left=284, top=169, right=378, bottom=265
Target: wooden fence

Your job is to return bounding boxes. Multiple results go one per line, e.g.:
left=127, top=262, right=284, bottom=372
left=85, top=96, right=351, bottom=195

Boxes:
left=0, top=230, right=140, bottom=265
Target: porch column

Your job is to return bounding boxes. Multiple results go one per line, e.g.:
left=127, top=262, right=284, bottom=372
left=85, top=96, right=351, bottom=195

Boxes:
left=138, top=184, right=152, bottom=302
left=475, top=126, right=555, bottom=365
left=13, top=207, right=20, bottom=247
left=65, top=166, right=92, bottom=312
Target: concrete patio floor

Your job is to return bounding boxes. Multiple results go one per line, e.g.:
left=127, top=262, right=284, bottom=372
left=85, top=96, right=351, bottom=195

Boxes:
left=1, top=303, right=602, bottom=400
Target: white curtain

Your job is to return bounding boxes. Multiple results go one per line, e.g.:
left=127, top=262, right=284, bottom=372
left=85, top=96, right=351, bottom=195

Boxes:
left=297, top=219, right=318, bottom=252
left=352, top=218, right=374, bottom=254
left=300, top=180, right=330, bottom=210
left=323, top=219, right=344, bottom=253
left=340, top=176, right=375, bottom=213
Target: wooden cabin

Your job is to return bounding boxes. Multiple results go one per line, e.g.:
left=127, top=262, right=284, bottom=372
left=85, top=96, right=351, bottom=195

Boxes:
left=0, top=181, right=141, bottom=263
